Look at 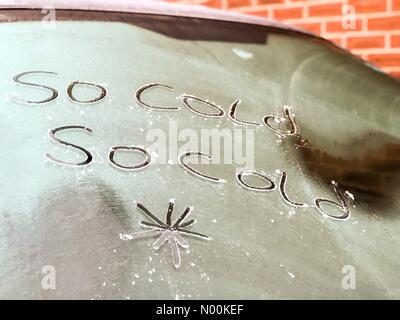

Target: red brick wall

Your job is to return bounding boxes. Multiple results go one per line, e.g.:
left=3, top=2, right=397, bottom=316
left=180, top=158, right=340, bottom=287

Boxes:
left=162, top=0, right=400, bottom=79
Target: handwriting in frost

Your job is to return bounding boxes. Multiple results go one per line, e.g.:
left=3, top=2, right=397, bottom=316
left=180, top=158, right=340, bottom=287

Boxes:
left=8, top=70, right=352, bottom=220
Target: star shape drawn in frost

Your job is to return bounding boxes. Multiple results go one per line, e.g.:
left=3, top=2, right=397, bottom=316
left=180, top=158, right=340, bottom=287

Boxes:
left=120, top=199, right=210, bottom=269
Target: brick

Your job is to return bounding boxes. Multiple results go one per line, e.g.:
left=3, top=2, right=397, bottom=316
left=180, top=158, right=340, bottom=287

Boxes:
left=326, top=19, right=363, bottom=32
left=392, top=35, right=400, bottom=48
left=272, top=7, right=303, bottom=20
left=240, top=9, right=269, bottom=17
left=369, top=16, right=400, bottom=30
left=348, top=0, right=387, bottom=13
left=368, top=53, right=400, bottom=67
left=257, top=0, right=284, bottom=4
left=293, top=22, right=321, bottom=34
left=355, top=53, right=368, bottom=61
left=393, top=0, right=400, bottom=10
left=200, top=0, right=223, bottom=8
left=183, top=0, right=221, bottom=8
left=309, top=3, right=343, bottom=17
left=347, top=35, right=385, bottom=49
left=389, top=71, right=400, bottom=78
left=326, top=37, right=343, bottom=47
left=227, top=0, right=251, bottom=8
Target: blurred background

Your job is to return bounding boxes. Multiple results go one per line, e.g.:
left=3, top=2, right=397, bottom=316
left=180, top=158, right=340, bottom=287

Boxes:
left=159, top=0, right=400, bottom=79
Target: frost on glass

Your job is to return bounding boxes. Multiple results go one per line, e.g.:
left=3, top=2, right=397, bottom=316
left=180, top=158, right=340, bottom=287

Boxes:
left=121, top=200, right=209, bottom=269
left=0, top=13, right=399, bottom=299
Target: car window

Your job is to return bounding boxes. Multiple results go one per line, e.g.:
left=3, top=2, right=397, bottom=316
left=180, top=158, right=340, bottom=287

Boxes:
left=0, top=9, right=399, bottom=299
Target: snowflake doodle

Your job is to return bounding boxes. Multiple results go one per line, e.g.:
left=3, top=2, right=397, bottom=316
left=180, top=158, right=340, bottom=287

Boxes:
left=120, top=199, right=210, bottom=269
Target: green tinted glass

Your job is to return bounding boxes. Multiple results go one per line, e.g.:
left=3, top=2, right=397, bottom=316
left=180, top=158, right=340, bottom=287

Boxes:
left=0, top=10, right=399, bottom=299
